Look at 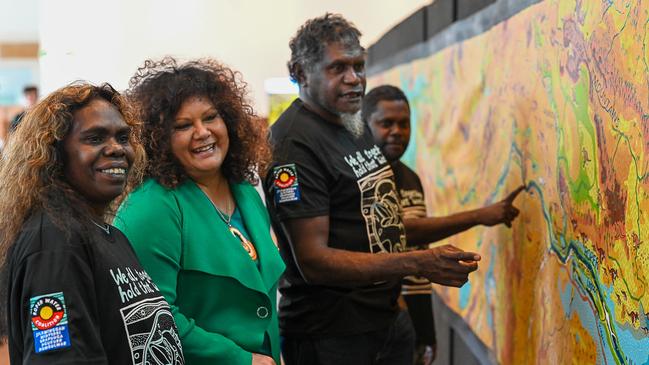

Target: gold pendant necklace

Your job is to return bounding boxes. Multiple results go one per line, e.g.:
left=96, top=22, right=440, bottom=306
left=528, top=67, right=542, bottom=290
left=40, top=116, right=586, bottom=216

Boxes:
left=208, top=193, right=258, bottom=261
left=228, top=226, right=258, bottom=261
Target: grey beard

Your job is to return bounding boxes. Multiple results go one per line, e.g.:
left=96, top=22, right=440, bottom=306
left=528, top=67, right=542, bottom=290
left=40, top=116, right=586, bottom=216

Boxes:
left=340, top=111, right=364, bottom=138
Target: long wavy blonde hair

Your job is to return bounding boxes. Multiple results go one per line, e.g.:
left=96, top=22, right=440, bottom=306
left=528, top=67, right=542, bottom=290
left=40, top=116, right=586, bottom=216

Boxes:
left=0, top=82, right=145, bottom=263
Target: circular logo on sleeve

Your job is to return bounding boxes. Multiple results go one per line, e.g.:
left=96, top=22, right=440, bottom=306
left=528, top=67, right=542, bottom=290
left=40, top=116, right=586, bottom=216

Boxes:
left=31, top=296, right=65, bottom=330
left=274, top=166, right=297, bottom=189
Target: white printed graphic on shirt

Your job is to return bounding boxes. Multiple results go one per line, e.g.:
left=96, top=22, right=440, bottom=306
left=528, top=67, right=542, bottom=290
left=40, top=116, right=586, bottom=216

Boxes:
left=356, top=165, right=406, bottom=254
left=343, top=145, right=388, bottom=179
left=109, top=267, right=160, bottom=304
left=399, top=188, right=427, bottom=220
left=120, top=296, right=184, bottom=365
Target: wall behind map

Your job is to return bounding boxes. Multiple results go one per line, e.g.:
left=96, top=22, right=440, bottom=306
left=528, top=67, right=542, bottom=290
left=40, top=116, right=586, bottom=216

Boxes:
left=368, top=1, right=649, bottom=364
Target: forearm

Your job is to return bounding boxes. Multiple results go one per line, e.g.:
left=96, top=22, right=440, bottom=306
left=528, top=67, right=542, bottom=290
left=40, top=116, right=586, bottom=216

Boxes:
left=298, top=248, right=425, bottom=287
left=404, top=208, right=482, bottom=246
left=283, top=216, right=479, bottom=289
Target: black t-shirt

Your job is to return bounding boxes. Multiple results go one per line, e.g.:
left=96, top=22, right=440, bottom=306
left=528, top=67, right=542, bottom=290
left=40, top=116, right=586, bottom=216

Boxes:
left=393, top=161, right=427, bottom=222
left=5, top=211, right=184, bottom=365
left=264, top=99, right=406, bottom=337
left=393, top=161, right=436, bottom=346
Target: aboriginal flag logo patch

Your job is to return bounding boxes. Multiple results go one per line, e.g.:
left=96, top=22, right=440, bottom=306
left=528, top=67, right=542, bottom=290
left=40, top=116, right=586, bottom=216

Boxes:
left=29, top=292, right=71, bottom=353
left=273, top=164, right=301, bottom=203
left=31, top=295, right=65, bottom=330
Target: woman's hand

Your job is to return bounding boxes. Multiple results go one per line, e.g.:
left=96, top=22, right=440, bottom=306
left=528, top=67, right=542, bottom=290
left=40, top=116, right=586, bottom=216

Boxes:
left=252, top=353, right=277, bottom=365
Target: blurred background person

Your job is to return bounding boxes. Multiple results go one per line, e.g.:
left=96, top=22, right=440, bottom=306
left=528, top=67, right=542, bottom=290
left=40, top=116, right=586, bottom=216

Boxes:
left=116, top=58, right=284, bottom=365
left=9, top=85, right=38, bottom=132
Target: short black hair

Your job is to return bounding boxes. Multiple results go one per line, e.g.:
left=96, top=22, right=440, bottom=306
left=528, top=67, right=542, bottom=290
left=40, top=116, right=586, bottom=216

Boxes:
left=288, top=13, right=364, bottom=83
left=23, top=85, right=38, bottom=94
left=362, top=85, right=410, bottom=122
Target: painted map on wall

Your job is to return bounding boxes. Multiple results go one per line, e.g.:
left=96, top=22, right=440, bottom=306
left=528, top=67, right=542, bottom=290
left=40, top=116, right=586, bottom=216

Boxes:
left=369, top=1, right=649, bottom=364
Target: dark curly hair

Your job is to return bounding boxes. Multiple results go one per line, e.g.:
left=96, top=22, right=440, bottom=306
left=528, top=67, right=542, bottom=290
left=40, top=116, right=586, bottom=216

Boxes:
left=362, top=85, right=410, bottom=122
left=127, top=57, right=271, bottom=187
left=288, top=13, right=364, bottom=83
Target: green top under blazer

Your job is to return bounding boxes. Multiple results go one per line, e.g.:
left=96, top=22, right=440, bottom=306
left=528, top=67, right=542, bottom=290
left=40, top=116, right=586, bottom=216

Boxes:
left=115, top=179, right=285, bottom=365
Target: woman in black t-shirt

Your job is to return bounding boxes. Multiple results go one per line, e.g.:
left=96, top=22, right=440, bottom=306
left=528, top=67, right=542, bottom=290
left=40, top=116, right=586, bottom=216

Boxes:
left=0, top=83, right=184, bottom=364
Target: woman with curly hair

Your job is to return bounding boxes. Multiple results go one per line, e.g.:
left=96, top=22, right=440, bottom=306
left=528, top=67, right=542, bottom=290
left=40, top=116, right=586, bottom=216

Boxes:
left=0, top=83, right=185, bottom=364
left=115, top=58, right=285, bottom=365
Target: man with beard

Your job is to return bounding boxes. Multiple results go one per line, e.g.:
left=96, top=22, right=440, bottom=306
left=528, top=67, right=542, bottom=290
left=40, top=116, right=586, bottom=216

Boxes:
left=265, top=14, right=488, bottom=365
left=363, top=85, right=526, bottom=365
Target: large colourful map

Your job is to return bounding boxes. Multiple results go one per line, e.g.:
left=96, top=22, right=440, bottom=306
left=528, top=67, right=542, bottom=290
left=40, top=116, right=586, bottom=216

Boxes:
left=369, top=1, right=649, bottom=363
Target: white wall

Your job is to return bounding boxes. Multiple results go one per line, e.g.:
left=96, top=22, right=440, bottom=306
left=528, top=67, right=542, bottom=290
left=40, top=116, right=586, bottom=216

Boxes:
left=7, top=0, right=429, bottom=115
left=0, top=0, right=39, bottom=41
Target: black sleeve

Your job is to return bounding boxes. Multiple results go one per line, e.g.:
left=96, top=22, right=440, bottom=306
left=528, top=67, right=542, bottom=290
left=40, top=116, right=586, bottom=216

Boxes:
left=267, top=138, right=330, bottom=220
left=9, top=236, right=108, bottom=364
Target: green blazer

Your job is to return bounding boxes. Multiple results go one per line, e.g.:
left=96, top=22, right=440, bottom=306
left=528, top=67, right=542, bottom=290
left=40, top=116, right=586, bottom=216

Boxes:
left=115, top=179, right=285, bottom=365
